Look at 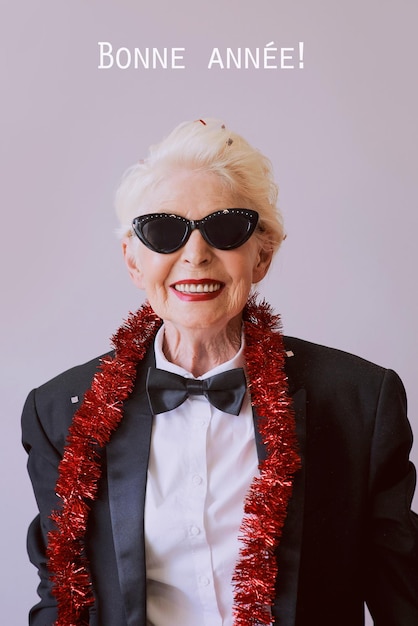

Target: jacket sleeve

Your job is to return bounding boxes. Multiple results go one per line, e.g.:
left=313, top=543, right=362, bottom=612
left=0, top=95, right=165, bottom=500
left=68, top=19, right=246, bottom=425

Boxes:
left=365, top=368, right=418, bottom=624
left=22, top=388, right=62, bottom=625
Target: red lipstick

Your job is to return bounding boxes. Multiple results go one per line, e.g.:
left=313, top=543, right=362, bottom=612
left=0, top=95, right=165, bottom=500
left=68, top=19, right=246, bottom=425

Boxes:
left=170, top=279, right=224, bottom=301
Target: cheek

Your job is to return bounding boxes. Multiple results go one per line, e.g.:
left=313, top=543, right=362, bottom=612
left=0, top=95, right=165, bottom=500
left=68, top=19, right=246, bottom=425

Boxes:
left=138, top=251, right=175, bottom=291
left=229, top=248, right=260, bottom=282
left=225, top=257, right=256, bottom=304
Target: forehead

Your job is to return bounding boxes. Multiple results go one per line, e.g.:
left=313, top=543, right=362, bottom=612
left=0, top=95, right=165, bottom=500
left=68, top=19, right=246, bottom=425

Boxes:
left=143, top=170, right=242, bottom=218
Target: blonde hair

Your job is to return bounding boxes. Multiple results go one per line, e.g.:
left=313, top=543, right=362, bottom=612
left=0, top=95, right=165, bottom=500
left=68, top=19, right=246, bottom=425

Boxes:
left=115, top=118, right=284, bottom=254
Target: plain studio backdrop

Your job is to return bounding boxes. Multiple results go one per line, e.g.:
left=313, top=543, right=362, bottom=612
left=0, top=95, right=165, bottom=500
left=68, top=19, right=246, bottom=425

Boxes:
left=1, top=1, right=417, bottom=624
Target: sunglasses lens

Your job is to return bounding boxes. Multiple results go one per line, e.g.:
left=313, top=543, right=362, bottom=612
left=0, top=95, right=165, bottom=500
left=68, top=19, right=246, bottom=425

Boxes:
left=140, top=216, right=188, bottom=253
left=203, top=212, right=257, bottom=249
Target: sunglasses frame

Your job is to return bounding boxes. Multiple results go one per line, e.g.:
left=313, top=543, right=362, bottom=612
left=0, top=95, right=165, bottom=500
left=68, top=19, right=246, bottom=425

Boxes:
left=132, top=208, right=259, bottom=254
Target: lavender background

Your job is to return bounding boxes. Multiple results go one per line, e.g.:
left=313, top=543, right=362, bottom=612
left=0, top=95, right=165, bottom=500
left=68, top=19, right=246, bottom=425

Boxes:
left=1, top=1, right=417, bottom=623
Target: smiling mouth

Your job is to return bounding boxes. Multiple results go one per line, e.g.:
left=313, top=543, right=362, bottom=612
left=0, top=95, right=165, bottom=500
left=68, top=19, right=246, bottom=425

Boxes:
left=173, top=282, right=223, bottom=294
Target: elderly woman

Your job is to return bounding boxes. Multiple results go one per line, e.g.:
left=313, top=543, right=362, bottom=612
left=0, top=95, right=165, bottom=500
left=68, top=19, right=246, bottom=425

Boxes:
left=23, top=119, right=418, bottom=626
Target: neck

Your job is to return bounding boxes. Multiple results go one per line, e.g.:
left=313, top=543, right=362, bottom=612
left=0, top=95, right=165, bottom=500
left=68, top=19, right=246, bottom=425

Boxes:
left=161, top=316, right=242, bottom=377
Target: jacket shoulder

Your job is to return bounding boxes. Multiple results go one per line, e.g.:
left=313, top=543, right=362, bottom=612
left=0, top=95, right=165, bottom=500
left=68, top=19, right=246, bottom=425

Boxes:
left=22, top=352, right=113, bottom=453
left=36, top=351, right=113, bottom=399
left=282, top=336, right=396, bottom=395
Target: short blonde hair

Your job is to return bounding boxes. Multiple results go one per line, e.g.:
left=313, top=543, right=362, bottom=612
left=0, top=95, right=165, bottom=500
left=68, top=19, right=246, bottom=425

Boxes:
left=115, top=118, right=284, bottom=254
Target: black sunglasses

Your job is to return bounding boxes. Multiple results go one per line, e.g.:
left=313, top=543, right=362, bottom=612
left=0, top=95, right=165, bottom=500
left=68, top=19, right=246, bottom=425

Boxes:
left=132, top=209, right=259, bottom=254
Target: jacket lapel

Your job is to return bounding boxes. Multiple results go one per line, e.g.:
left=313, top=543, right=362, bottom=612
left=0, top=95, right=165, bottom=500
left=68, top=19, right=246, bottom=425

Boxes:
left=272, top=387, right=306, bottom=625
left=252, top=382, right=306, bottom=626
left=106, top=349, right=155, bottom=626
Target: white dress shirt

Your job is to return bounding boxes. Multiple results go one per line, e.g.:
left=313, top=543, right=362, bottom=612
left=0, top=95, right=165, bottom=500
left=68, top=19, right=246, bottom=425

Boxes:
left=144, top=326, right=259, bottom=626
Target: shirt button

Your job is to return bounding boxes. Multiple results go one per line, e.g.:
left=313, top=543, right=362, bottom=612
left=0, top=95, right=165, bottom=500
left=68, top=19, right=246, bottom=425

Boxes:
left=198, top=575, right=210, bottom=587
left=189, top=526, right=200, bottom=537
left=192, top=474, right=203, bottom=486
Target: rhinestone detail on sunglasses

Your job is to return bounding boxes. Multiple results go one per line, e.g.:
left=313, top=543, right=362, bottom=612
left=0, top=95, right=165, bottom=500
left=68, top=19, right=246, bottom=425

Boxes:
left=132, top=209, right=259, bottom=254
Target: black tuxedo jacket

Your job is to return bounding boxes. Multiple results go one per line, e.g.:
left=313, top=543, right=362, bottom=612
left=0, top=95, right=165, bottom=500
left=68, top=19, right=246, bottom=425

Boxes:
left=22, top=337, right=418, bottom=626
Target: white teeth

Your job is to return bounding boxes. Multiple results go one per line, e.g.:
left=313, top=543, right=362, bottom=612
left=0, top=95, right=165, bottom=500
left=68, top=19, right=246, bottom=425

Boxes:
left=174, top=283, right=221, bottom=293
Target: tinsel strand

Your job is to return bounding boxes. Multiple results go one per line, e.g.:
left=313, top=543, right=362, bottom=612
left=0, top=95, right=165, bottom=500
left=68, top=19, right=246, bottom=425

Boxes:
left=232, top=296, right=301, bottom=625
left=47, top=302, right=162, bottom=625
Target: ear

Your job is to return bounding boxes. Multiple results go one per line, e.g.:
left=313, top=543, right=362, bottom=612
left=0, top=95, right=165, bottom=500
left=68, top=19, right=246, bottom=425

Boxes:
left=252, top=245, right=273, bottom=284
left=122, top=237, right=145, bottom=290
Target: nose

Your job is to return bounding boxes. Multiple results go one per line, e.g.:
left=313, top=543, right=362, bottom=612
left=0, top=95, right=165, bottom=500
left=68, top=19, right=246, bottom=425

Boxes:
left=180, top=229, right=212, bottom=265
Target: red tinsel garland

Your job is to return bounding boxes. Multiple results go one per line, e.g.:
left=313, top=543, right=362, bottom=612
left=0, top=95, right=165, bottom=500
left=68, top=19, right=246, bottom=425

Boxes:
left=233, top=299, right=301, bottom=625
left=47, top=295, right=300, bottom=625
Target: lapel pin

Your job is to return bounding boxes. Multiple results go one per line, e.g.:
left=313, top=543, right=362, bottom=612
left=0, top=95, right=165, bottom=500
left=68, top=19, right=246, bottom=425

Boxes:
left=70, top=395, right=79, bottom=404
left=285, top=351, right=294, bottom=358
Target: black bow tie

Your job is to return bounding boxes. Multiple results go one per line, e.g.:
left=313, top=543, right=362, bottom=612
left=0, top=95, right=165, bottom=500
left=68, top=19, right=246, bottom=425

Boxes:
left=146, top=367, right=247, bottom=416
